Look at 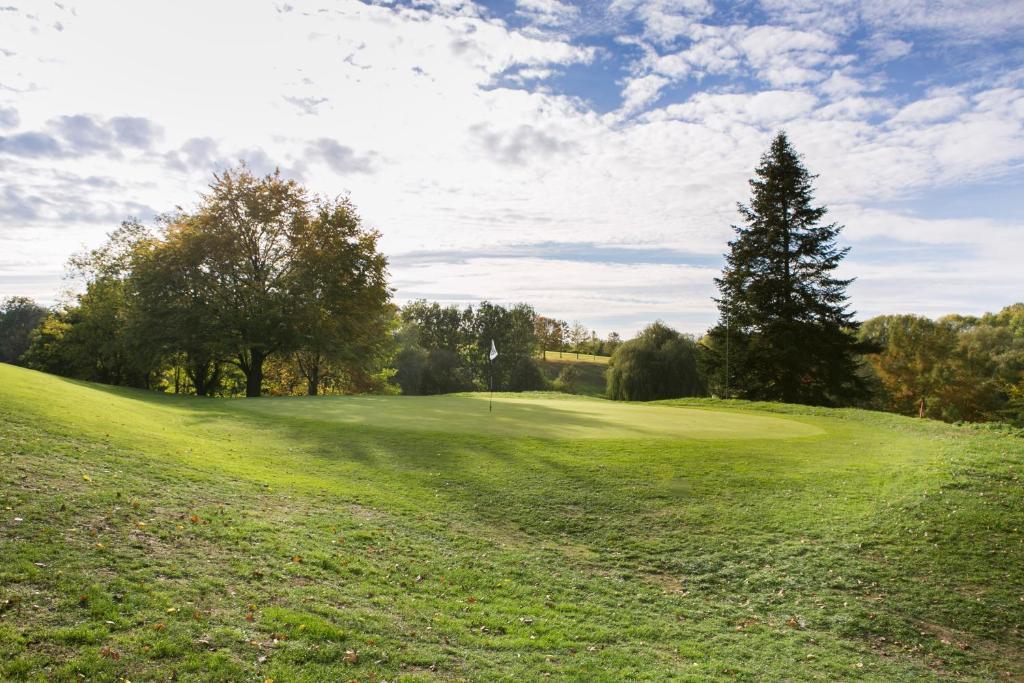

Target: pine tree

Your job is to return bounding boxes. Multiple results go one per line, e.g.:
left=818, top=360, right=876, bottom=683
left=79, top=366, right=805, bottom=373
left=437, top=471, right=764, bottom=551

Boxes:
left=706, top=132, right=867, bottom=405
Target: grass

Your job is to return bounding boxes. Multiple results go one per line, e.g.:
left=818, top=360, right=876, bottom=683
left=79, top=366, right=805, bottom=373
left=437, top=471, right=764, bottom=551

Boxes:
left=541, top=350, right=610, bottom=365
left=538, top=354, right=609, bottom=396
left=1, top=362, right=1023, bottom=681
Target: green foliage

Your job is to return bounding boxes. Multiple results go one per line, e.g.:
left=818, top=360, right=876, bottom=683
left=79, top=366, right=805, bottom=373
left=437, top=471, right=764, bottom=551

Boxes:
left=395, top=299, right=542, bottom=394
left=706, top=132, right=867, bottom=406
left=552, top=363, right=580, bottom=393
left=0, top=296, right=49, bottom=365
left=19, top=167, right=392, bottom=398
left=607, top=322, right=704, bottom=401
left=2, top=364, right=1023, bottom=680
left=860, top=304, right=1024, bottom=422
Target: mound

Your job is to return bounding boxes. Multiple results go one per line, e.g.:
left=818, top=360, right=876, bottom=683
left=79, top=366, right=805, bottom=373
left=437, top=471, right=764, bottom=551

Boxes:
left=1, top=363, right=1022, bottom=681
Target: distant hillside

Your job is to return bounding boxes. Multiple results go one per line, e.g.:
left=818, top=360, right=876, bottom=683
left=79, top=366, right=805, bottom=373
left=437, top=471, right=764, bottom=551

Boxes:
left=539, top=352, right=609, bottom=396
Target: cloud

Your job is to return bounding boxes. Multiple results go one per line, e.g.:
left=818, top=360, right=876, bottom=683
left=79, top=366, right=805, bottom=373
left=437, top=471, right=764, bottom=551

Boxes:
left=515, top=0, right=579, bottom=27
left=110, top=116, right=162, bottom=148
left=0, top=178, right=157, bottom=227
left=620, top=73, right=670, bottom=113
left=164, top=136, right=220, bottom=172
left=48, top=114, right=114, bottom=154
left=470, top=123, right=577, bottom=165
left=307, top=138, right=375, bottom=174
left=1, top=0, right=1023, bottom=333
left=0, top=131, right=63, bottom=158
left=0, top=114, right=163, bottom=158
left=889, top=93, right=968, bottom=124
left=650, top=90, right=819, bottom=127
left=0, top=105, right=18, bottom=128
left=283, top=95, right=329, bottom=115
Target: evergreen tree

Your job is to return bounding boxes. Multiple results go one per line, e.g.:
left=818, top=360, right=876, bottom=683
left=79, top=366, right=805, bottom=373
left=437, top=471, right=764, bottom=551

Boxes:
left=705, top=132, right=867, bottom=405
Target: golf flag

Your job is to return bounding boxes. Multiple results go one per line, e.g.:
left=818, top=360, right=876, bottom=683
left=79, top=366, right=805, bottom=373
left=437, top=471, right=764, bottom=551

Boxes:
left=489, top=339, right=498, bottom=361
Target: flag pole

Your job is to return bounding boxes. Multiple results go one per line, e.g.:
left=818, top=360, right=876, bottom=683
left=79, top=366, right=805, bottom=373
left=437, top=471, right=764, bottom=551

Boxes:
left=488, top=338, right=497, bottom=413
left=725, top=312, right=730, bottom=399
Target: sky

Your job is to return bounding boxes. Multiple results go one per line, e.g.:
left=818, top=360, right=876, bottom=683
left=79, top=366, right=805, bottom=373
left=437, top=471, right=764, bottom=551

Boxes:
left=1, top=0, right=1022, bottom=337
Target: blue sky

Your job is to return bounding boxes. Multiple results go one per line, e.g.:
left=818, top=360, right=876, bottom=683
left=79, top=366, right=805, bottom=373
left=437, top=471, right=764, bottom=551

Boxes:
left=1, top=0, right=1022, bottom=335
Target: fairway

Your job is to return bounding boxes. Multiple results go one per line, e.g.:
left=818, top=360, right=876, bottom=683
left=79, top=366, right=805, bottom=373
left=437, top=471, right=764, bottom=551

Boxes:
left=232, top=393, right=824, bottom=440
left=2, top=363, right=1023, bottom=682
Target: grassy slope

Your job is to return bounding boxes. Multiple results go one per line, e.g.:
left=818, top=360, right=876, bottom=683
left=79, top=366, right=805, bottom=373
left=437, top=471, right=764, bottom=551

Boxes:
left=1, top=363, right=1022, bottom=682
left=541, top=351, right=610, bottom=365
left=537, top=357, right=609, bottom=397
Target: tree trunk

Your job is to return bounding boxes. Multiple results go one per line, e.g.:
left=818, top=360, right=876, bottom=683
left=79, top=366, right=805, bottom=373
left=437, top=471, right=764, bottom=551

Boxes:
left=242, top=349, right=265, bottom=398
left=918, top=396, right=926, bottom=418
left=307, top=365, right=319, bottom=396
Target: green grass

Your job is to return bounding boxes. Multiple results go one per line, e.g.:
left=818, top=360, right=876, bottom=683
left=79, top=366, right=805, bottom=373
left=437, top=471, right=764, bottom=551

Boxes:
left=1, top=362, right=1023, bottom=682
left=537, top=357, right=609, bottom=397
left=541, top=350, right=610, bottom=365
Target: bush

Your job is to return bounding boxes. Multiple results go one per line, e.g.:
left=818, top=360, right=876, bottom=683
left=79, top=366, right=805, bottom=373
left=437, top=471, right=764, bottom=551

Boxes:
left=509, top=357, right=547, bottom=391
left=553, top=365, right=580, bottom=393
left=607, top=322, right=705, bottom=401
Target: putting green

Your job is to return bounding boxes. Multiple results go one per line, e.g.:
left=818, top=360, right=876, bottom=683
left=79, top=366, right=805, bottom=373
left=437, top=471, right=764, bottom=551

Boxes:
left=234, top=393, right=823, bottom=440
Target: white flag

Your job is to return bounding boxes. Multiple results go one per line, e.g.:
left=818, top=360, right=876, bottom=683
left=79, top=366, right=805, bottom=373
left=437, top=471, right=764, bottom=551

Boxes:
left=489, top=339, right=498, bottom=361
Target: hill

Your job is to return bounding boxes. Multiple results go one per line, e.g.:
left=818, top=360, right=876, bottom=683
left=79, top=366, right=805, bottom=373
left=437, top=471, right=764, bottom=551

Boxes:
left=538, top=352, right=609, bottom=396
left=1, top=363, right=1022, bottom=681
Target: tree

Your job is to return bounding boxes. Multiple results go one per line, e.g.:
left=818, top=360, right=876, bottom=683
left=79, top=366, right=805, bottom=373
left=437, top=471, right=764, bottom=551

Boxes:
left=604, top=332, right=622, bottom=356
left=607, top=322, right=704, bottom=401
left=0, top=297, right=49, bottom=365
left=26, top=221, right=160, bottom=387
left=180, top=167, right=309, bottom=397
left=859, top=305, right=1024, bottom=422
left=705, top=131, right=867, bottom=405
left=129, top=215, right=229, bottom=396
left=467, top=302, right=543, bottom=391
left=568, top=321, right=588, bottom=359
left=291, top=197, right=391, bottom=395
left=534, top=315, right=566, bottom=355
left=859, top=315, right=964, bottom=419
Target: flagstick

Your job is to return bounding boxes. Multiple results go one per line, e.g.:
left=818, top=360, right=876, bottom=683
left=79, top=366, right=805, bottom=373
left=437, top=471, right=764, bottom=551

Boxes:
left=489, top=355, right=493, bottom=413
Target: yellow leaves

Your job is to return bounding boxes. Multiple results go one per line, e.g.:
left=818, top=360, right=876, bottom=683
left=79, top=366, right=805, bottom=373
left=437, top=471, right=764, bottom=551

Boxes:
left=136, top=522, right=146, bottom=529
left=291, top=556, right=302, bottom=563
left=166, top=607, right=178, bottom=614
left=99, top=646, right=121, bottom=661
left=153, top=622, right=165, bottom=631
left=82, top=474, right=92, bottom=482
left=343, top=649, right=359, bottom=664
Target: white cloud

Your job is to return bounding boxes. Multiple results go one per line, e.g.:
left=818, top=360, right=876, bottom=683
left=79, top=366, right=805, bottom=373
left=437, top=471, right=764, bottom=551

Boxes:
left=890, top=94, right=969, bottom=124
left=515, top=0, right=579, bottom=27
left=1, top=0, right=1023, bottom=334
left=620, top=74, right=671, bottom=113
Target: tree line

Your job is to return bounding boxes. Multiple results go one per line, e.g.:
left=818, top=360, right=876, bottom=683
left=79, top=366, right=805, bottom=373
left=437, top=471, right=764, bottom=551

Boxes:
left=10, top=167, right=393, bottom=397
left=1, top=134, right=1021, bottom=426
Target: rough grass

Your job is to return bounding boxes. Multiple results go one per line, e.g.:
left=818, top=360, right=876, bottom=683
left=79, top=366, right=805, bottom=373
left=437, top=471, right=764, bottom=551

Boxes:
left=541, top=351, right=610, bottom=365
left=538, top=358, right=609, bottom=397
left=1, top=363, right=1022, bottom=682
